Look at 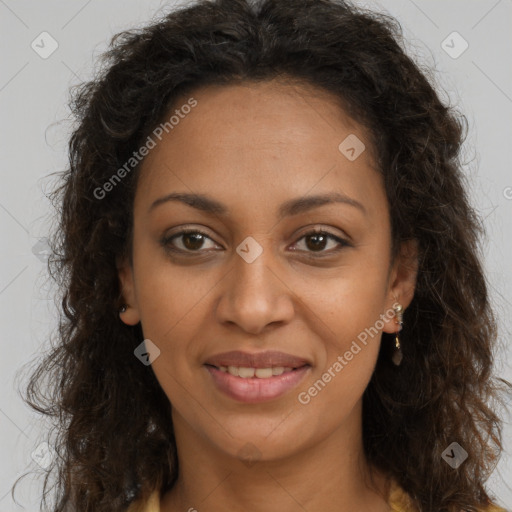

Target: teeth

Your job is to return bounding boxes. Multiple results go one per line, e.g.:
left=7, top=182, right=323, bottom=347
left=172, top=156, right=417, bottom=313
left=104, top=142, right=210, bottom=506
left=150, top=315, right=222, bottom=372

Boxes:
left=238, top=367, right=255, bottom=378
left=227, top=365, right=239, bottom=376
left=255, top=368, right=273, bottom=378
left=217, top=365, right=297, bottom=378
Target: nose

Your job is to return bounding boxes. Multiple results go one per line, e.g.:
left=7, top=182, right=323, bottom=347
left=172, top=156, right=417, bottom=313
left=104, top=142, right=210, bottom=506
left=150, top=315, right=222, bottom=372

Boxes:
left=215, top=240, right=295, bottom=335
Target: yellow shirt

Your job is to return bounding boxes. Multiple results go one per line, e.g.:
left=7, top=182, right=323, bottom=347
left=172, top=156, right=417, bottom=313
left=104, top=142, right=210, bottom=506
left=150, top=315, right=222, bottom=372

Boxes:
left=126, top=479, right=508, bottom=512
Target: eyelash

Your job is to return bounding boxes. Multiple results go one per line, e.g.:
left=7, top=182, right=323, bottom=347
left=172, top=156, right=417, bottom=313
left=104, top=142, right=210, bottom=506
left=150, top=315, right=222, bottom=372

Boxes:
left=161, top=227, right=351, bottom=257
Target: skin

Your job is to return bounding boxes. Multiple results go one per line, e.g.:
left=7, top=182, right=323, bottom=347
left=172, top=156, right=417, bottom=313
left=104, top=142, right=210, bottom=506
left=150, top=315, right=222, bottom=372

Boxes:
left=118, top=78, right=418, bottom=512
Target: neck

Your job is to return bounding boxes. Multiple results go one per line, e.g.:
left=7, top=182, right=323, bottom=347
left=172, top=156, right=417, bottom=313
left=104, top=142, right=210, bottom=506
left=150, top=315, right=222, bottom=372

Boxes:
left=161, top=401, right=392, bottom=512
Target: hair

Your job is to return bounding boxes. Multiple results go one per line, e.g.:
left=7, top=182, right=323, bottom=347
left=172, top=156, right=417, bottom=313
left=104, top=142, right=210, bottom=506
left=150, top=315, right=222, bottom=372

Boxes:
left=15, top=0, right=510, bottom=510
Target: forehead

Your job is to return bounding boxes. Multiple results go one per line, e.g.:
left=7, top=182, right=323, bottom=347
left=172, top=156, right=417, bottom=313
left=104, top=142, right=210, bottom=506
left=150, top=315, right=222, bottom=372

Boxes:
left=134, top=79, right=383, bottom=218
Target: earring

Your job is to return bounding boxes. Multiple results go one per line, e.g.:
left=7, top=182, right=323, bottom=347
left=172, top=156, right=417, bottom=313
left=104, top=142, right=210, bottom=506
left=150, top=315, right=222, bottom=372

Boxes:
left=119, top=304, right=127, bottom=314
left=392, top=303, right=403, bottom=366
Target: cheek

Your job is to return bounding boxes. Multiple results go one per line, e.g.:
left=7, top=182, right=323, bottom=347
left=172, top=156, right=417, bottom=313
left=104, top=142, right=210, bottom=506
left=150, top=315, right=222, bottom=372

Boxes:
left=306, top=254, right=390, bottom=343
left=293, top=291, right=385, bottom=423
left=317, top=299, right=385, bottom=373
left=129, top=256, right=209, bottom=397
left=298, top=261, right=389, bottom=405
left=133, top=247, right=213, bottom=339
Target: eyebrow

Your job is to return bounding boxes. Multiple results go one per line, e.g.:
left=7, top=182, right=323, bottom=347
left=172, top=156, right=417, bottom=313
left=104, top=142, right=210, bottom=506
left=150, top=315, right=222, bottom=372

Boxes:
left=148, top=191, right=367, bottom=218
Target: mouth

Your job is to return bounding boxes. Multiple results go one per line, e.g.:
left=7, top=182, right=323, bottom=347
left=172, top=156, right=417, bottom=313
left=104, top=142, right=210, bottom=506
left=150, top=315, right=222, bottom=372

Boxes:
left=204, top=349, right=311, bottom=370
left=204, top=363, right=307, bottom=378
left=203, top=351, right=312, bottom=403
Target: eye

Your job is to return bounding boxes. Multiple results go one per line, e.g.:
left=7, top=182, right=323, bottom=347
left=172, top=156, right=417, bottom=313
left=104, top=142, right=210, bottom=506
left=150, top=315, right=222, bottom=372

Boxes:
left=162, top=226, right=351, bottom=257
left=291, top=228, right=350, bottom=256
left=161, top=229, right=220, bottom=253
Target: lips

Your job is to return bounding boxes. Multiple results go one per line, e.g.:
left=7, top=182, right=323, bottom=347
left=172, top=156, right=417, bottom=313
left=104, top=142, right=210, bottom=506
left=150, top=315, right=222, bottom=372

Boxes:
left=205, top=365, right=310, bottom=403
left=203, top=350, right=312, bottom=403
left=204, top=350, right=310, bottom=369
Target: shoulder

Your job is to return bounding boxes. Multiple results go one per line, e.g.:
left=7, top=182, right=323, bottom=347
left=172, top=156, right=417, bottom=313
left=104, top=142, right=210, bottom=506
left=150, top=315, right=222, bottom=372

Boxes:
left=126, top=489, right=161, bottom=512
left=127, top=483, right=509, bottom=512
left=388, top=480, right=509, bottom=512
left=387, top=479, right=417, bottom=512
left=484, top=505, right=509, bottom=512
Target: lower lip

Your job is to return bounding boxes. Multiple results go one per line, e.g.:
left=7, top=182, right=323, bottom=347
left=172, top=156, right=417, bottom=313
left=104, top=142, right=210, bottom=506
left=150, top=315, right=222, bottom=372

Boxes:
left=204, top=365, right=311, bottom=404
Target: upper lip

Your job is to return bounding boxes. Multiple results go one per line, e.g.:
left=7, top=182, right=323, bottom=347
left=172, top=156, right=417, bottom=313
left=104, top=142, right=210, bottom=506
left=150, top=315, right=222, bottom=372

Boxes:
left=204, top=350, right=311, bottom=369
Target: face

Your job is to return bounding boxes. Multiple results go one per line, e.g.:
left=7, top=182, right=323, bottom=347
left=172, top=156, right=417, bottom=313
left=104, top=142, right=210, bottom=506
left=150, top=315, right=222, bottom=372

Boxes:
left=118, top=79, right=417, bottom=463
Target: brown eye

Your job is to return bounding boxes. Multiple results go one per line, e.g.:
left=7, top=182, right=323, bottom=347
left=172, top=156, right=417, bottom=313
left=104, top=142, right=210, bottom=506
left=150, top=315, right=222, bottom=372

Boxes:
left=161, top=227, right=350, bottom=257
left=162, top=230, right=219, bottom=253
left=181, top=232, right=207, bottom=251
left=292, top=230, right=350, bottom=255
left=305, top=233, right=329, bottom=251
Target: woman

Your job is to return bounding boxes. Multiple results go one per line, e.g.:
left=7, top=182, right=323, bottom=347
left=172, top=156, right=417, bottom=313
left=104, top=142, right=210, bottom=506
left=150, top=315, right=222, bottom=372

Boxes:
left=23, top=0, right=510, bottom=510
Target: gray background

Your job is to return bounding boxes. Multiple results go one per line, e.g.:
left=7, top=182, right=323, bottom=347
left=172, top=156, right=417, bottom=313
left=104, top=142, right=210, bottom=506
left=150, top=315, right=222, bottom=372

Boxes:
left=1, top=0, right=511, bottom=510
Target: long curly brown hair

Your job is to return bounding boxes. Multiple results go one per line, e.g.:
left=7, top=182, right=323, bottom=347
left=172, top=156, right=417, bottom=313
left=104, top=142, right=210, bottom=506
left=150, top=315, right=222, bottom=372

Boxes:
left=15, top=0, right=510, bottom=510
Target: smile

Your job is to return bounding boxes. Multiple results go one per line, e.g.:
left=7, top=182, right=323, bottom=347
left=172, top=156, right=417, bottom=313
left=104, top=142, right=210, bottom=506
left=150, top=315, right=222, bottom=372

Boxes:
left=204, top=363, right=311, bottom=403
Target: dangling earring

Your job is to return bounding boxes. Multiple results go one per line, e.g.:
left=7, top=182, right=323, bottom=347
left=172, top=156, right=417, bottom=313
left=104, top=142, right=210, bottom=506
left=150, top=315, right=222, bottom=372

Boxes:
left=392, top=303, right=403, bottom=366
left=119, top=304, right=127, bottom=314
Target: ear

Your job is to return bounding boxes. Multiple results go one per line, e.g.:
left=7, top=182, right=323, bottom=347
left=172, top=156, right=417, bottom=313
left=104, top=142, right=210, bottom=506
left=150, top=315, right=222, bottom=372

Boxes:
left=117, top=254, right=141, bottom=326
left=382, top=239, right=419, bottom=334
